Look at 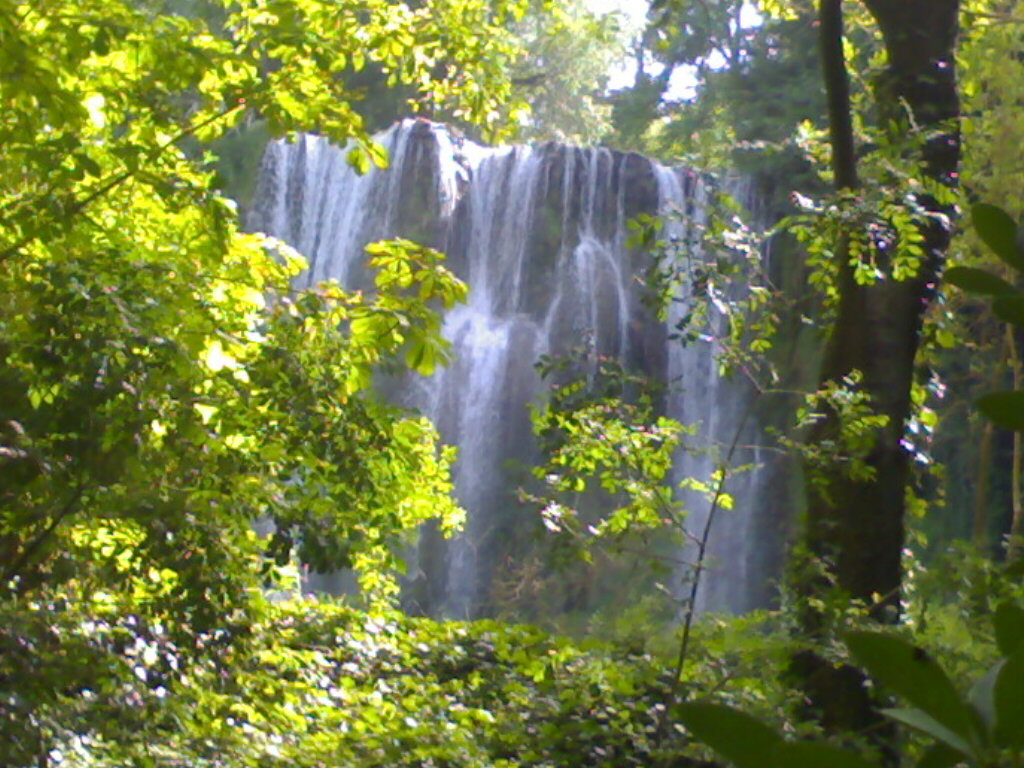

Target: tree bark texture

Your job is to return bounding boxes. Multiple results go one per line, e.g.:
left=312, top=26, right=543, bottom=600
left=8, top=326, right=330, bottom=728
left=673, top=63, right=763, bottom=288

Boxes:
left=794, top=0, right=960, bottom=742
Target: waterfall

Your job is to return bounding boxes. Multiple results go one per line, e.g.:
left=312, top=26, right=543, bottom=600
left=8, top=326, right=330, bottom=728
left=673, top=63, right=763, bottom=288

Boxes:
left=249, top=119, right=768, bottom=617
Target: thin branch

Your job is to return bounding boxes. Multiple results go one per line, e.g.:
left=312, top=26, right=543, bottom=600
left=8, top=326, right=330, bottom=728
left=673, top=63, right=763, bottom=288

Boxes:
left=967, top=10, right=1024, bottom=24
left=2, top=481, right=85, bottom=588
left=655, top=389, right=760, bottom=755
left=671, top=394, right=758, bottom=685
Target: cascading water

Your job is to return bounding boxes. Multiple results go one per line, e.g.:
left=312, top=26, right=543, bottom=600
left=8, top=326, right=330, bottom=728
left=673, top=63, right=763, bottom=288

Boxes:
left=249, top=119, right=769, bottom=618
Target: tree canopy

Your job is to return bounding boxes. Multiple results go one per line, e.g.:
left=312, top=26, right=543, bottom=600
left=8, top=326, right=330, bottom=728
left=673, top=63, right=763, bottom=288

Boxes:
left=0, top=0, right=526, bottom=760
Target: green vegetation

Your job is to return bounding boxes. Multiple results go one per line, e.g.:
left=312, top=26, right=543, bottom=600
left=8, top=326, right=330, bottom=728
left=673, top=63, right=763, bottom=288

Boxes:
left=4, top=0, right=1024, bottom=765
left=680, top=602, right=1024, bottom=768
left=0, top=0, right=515, bottom=761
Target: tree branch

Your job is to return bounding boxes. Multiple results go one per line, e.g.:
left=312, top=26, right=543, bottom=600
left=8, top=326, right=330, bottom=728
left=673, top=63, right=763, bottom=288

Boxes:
left=655, top=391, right=760, bottom=758
left=0, top=105, right=244, bottom=265
left=820, top=0, right=858, bottom=191
left=2, top=481, right=85, bottom=589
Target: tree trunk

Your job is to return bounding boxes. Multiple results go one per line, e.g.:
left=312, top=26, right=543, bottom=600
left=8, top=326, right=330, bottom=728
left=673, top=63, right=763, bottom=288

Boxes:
left=793, top=0, right=960, bottom=744
left=973, top=418, right=993, bottom=547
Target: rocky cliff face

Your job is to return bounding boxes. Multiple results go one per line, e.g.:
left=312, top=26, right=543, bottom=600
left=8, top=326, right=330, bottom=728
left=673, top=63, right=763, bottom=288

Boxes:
left=250, top=119, right=769, bottom=618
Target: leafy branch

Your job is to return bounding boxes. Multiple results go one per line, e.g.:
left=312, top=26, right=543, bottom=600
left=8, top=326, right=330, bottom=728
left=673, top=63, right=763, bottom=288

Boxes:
left=0, top=105, right=244, bottom=264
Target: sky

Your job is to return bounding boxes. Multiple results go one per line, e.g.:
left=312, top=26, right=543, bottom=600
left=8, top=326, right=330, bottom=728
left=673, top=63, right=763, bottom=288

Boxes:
left=584, top=0, right=650, bottom=91
left=583, top=0, right=763, bottom=99
left=585, top=0, right=648, bottom=30
left=583, top=0, right=703, bottom=98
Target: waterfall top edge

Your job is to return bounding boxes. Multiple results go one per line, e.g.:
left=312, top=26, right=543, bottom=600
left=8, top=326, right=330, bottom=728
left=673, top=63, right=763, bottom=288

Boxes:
left=288, top=117, right=721, bottom=186
left=395, top=117, right=708, bottom=179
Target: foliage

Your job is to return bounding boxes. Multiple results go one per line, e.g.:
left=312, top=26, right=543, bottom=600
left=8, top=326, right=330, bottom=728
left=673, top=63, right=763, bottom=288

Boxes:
left=211, top=0, right=628, bottom=154
left=784, top=173, right=955, bottom=314
left=906, top=541, right=1024, bottom=690
left=507, top=0, right=629, bottom=144
left=522, top=318, right=758, bottom=602
left=499, top=347, right=689, bottom=623
left=678, top=601, right=1024, bottom=768
left=0, top=0, right=528, bottom=762
left=16, top=594, right=826, bottom=768
left=915, top=1, right=1024, bottom=554
left=946, top=204, right=1024, bottom=431
left=957, top=1, right=1024, bottom=224
left=31, top=599, right=693, bottom=767
left=610, top=0, right=826, bottom=212
left=631, top=190, right=781, bottom=384
left=205, top=0, right=630, bottom=206
left=943, top=201, right=1024, bottom=555
left=785, top=371, right=891, bottom=486
left=527, top=351, right=688, bottom=551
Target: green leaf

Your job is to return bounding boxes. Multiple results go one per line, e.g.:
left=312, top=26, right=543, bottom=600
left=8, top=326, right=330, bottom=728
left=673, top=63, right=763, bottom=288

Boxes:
left=972, top=203, right=1024, bottom=272
left=944, top=266, right=1016, bottom=296
left=880, top=708, right=973, bottom=757
left=916, top=743, right=966, bottom=768
left=367, top=140, right=390, bottom=170
left=845, top=632, right=977, bottom=745
left=676, top=702, right=783, bottom=768
left=994, top=652, right=1024, bottom=748
left=977, top=391, right=1024, bottom=431
left=347, top=146, right=371, bottom=175
left=772, top=741, right=879, bottom=768
left=76, top=152, right=102, bottom=177
left=968, top=660, right=1003, bottom=734
left=993, top=295, right=1024, bottom=327
left=993, top=602, right=1024, bottom=657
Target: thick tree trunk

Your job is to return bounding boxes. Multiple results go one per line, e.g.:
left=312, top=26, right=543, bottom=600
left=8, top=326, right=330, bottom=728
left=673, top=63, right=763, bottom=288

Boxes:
left=793, top=0, right=960, bottom=743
